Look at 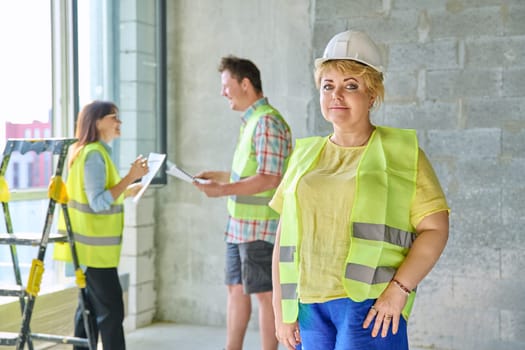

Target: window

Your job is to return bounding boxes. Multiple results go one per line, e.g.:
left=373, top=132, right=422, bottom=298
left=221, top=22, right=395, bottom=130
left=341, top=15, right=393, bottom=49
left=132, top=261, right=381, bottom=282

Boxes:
left=76, top=0, right=167, bottom=180
left=0, top=0, right=166, bottom=291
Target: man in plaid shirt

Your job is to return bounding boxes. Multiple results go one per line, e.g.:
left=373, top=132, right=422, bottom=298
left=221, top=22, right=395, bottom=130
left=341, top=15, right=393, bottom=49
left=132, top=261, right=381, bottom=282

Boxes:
left=195, top=55, right=292, bottom=350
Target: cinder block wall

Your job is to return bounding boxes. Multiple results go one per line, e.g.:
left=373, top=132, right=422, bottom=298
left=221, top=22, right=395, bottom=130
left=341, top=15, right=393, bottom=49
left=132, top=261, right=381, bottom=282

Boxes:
left=157, top=1, right=525, bottom=349
left=119, top=0, right=158, bottom=330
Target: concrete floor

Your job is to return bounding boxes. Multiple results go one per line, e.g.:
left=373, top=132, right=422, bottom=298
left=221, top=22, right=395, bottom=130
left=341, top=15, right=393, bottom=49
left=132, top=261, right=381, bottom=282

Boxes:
left=31, top=322, right=282, bottom=350
left=126, top=323, right=285, bottom=350
left=124, top=323, right=427, bottom=350
left=39, top=322, right=426, bottom=349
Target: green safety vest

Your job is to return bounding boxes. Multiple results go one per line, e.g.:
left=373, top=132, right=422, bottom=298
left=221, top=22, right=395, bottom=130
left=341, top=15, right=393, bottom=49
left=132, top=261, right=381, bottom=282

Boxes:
left=227, top=104, right=290, bottom=220
left=278, top=126, right=418, bottom=323
left=53, top=142, right=124, bottom=267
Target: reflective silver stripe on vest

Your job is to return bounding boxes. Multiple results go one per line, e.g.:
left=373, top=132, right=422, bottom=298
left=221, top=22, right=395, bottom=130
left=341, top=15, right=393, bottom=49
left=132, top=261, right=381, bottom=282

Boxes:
left=345, top=263, right=395, bottom=285
left=229, top=195, right=270, bottom=206
left=74, top=232, right=122, bottom=246
left=68, top=199, right=124, bottom=215
left=353, top=222, right=415, bottom=249
left=280, top=283, right=298, bottom=300
left=279, top=246, right=296, bottom=263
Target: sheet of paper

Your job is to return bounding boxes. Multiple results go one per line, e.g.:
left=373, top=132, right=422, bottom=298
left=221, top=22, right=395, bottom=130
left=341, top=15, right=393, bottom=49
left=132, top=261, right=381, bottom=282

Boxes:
left=166, top=161, right=210, bottom=184
left=132, top=152, right=167, bottom=203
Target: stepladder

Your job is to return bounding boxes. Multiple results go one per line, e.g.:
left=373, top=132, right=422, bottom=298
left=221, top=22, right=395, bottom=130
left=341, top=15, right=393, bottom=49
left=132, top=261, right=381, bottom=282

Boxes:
left=0, top=138, right=95, bottom=350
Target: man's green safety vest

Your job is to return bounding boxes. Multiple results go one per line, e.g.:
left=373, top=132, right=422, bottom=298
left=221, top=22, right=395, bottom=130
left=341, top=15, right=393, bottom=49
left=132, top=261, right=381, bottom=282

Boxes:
left=278, top=126, right=418, bottom=323
left=227, top=103, right=290, bottom=220
left=53, top=142, right=124, bottom=267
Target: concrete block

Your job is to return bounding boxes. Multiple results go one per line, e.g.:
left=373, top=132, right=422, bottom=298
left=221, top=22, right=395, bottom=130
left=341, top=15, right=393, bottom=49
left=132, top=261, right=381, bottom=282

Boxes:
left=499, top=222, right=525, bottom=250
left=409, top=272, right=454, bottom=307
left=453, top=278, right=525, bottom=311
left=189, top=245, right=224, bottom=286
left=466, top=37, right=525, bottom=69
left=503, top=69, right=525, bottom=97
left=446, top=188, right=501, bottom=247
left=424, top=156, right=454, bottom=195
left=389, top=39, right=459, bottom=71
left=166, top=295, right=226, bottom=326
left=307, top=95, right=334, bottom=136
left=501, top=158, right=525, bottom=188
left=127, top=281, right=156, bottom=315
left=501, top=309, right=525, bottom=342
left=312, top=20, right=353, bottom=59
left=120, top=0, right=155, bottom=24
left=121, top=226, right=155, bottom=257
left=430, top=6, right=504, bottom=38
left=502, top=128, right=525, bottom=157
left=393, top=0, right=445, bottom=10
left=124, top=194, right=156, bottom=227
left=501, top=248, right=525, bottom=279
left=124, top=309, right=156, bottom=331
left=384, top=71, right=418, bottom=102
left=502, top=187, right=525, bottom=227
left=120, top=22, right=155, bottom=55
left=435, top=245, right=500, bottom=279
left=120, top=253, right=155, bottom=285
left=127, top=82, right=156, bottom=112
left=464, top=97, right=525, bottom=127
left=120, top=82, right=138, bottom=109
left=455, top=157, right=503, bottom=190
left=136, top=112, right=157, bottom=140
left=426, top=128, right=501, bottom=158
left=383, top=101, right=458, bottom=129
left=315, top=0, right=383, bottom=20
left=411, top=304, right=499, bottom=345
left=120, top=52, right=157, bottom=83
left=120, top=21, right=138, bottom=52
left=427, top=69, right=502, bottom=99
left=504, top=4, right=525, bottom=35
left=326, top=9, right=420, bottom=43
left=113, top=141, right=138, bottom=169
left=120, top=110, right=139, bottom=137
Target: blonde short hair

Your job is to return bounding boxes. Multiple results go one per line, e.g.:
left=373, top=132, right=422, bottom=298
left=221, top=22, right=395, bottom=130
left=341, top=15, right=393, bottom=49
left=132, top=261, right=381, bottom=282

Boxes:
left=314, top=60, right=385, bottom=109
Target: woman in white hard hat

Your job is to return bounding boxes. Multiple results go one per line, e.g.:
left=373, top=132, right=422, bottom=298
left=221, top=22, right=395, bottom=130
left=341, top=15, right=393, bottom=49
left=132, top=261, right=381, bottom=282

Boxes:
left=270, top=30, right=449, bottom=349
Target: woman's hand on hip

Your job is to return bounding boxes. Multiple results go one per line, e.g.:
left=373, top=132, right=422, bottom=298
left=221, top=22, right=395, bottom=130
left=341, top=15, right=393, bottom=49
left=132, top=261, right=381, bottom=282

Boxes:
left=362, top=283, right=408, bottom=338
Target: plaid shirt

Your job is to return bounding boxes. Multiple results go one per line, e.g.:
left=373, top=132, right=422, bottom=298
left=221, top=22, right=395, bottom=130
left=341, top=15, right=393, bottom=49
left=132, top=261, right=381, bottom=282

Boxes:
left=225, top=98, right=292, bottom=244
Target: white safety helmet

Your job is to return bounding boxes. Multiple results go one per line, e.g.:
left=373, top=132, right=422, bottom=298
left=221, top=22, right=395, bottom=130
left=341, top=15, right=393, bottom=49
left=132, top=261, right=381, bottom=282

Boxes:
left=315, top=30, right=385, bottom=73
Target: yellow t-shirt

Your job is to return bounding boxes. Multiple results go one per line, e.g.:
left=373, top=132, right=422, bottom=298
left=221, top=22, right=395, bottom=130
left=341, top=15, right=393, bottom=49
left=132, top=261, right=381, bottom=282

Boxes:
left=270, top=140, right=449, bottom=303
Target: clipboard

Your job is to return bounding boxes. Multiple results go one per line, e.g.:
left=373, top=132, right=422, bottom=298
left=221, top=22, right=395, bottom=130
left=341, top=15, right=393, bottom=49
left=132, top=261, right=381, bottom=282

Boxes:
left=132, top=152, right=166, bottom=203
left=166, top=161, right=210, bottom=184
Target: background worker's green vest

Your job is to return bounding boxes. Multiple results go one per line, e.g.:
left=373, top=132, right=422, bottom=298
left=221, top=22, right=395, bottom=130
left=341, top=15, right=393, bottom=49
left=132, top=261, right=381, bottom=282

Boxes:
left=227, top=104, right=289, bottom=220
left=53, top=142, right=124, bottom=268
left=278, top=126, right=419, bottom=323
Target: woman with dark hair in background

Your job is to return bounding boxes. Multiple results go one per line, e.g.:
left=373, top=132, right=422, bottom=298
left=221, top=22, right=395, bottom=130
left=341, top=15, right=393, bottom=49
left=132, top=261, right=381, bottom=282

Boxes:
left=54, top=100, right=148, bottom=350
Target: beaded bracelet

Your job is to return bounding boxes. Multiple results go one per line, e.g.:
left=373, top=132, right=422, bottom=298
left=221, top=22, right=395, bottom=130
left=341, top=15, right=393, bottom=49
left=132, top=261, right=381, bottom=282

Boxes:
left=392, top=279, right=411, bottom=295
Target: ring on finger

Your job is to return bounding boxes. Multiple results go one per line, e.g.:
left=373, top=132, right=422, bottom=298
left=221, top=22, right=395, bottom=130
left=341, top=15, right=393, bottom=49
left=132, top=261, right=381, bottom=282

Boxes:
left=370, top=305, right=378, bottom=313
left=385, top=314, right=393, bottom=320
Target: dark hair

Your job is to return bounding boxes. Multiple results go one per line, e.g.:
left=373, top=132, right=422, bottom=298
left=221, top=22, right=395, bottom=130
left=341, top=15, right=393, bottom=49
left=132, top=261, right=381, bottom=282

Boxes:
left=69, top=100, right=118, bottom=167
left=218, top=55, right=263, bottom=94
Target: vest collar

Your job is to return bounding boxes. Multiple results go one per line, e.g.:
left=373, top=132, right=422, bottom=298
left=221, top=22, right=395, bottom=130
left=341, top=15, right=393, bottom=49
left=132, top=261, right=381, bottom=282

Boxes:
left=95, top=140, right=112, bottom=155
left=241, top=97, right=269, bottom=124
